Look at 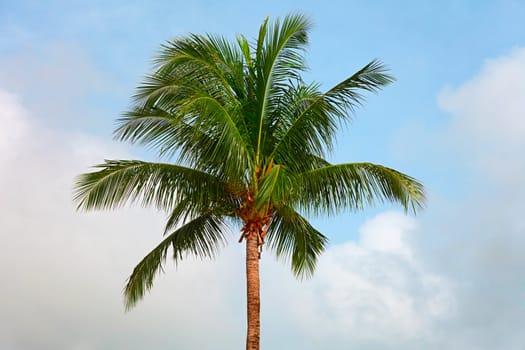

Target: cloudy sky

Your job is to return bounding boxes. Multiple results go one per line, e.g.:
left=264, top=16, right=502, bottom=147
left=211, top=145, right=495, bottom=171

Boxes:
left=1, top=1, right=524, bottom=349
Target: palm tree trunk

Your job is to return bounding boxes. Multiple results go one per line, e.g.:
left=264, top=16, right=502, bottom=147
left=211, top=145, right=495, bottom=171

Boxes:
left=245, top=232, right=260, bottom=350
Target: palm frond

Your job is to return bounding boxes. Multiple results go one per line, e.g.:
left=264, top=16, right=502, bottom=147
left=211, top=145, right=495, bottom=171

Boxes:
left=266, top=206, right=327, bottom=278
left=269, top=82, right=333, bottom=165
left=253, top=13, right=312, bottom=163
left=115, top=107, right=249, bottom=180
left=151, top=34, right=238, bottom=104
left=163, top=196, right=237, bottom=235
left=124, top=214, right=227, bottom=310
left=175, top=93, right=253, bottom=179
left=114, top=107, right=177, bottom=151
left=116, top=33, right=255, bottom=181
left=298, top=162, right=426, bottom=216
left=73, top=160, right=228, bottom=211
left=254, top=164, right=296, bottom=209
left=204, top=33, right=247, bottom=99
left=323, top=59, right=395, bottom=116
left=269, top=60, right=394, bottom=162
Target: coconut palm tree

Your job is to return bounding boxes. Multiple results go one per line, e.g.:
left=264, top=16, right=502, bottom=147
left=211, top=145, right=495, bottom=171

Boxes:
left=73, top=14, right=425, bottom=350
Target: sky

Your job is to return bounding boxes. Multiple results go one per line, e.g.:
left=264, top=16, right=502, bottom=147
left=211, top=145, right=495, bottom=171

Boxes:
left=1, top=1, right=525, bottom=349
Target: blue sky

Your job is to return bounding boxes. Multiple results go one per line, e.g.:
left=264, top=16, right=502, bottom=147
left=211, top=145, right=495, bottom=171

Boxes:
left=1, top=1, right=525, bottom=349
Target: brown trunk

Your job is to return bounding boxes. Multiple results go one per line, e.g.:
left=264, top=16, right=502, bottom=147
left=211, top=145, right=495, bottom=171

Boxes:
left=245, top=232, right=260, bottom=350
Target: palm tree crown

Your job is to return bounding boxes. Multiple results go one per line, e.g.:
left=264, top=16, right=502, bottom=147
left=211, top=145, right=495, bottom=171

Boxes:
left=73, top=13, right=425, bottom=349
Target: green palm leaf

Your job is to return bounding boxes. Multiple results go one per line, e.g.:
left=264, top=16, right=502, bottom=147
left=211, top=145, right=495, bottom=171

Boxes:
left=116, top=34, right=254, bottom=181
left=253, top=14, right=312, bottom=163
left=73, top=160, right=228, bottom=211
left=254, top=164, right=297, bottom=210
left=298, top=162, right=425, bottom=216
left=270, top=60, right=394, bottom=165
left=124, top=214, right=227, bottom=310
left=266, top=206, right=328, bottom=278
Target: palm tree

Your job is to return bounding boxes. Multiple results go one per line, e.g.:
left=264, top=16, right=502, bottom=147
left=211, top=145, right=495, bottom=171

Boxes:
left=74, top=14, right=425, bottom=350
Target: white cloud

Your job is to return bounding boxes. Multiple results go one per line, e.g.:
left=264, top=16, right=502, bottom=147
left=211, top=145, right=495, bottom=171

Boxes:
left=439, top=47, right=525, bottom=144
left=394, top=47, right=525, bottom=349
left=261, top=212, right=454, bottom=350
left=0, top=90, right=29, bottom=160
left=438, top=48, right=525, bottom=186
left=382, top=46, right=525, bottom=350
left=359, top=211, right=415, bottom=257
